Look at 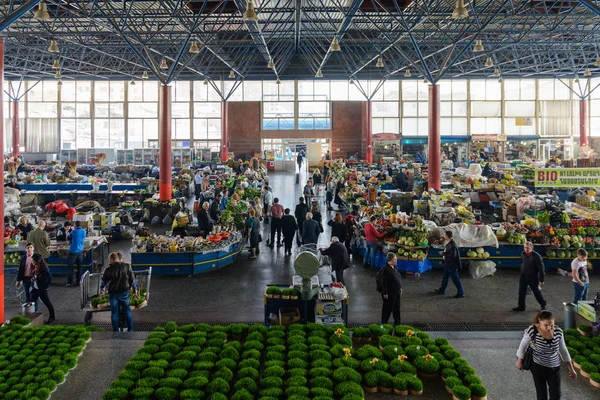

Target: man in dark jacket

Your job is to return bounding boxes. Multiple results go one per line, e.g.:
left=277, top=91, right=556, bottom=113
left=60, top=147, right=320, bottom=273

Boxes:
left=210, top=193, right=222, bottom=222
left=281, top=208, right=298, bottom=256
left=102, top=252, right=135, bottom=332
left=302, top=212, right=320, bottom=245
left=294, top=197, right=308, bottom=239
left=394, top=169, right=409, bottom=191
left=380, top=252, right=403, bottom=325
left=434, top=231, right=465, bottom=298
left=320, top=237, right=349, bottom=284
left=513, top=241, right=547, bottom=311
left=16, top=243, right=35, bottom=303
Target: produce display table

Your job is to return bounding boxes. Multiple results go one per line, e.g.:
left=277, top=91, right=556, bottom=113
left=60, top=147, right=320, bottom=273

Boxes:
left=131, top=237, right=244, bottom=276
left=20, top=183, right=145, bottom=191
left=4, top=237, right=107, bottom=276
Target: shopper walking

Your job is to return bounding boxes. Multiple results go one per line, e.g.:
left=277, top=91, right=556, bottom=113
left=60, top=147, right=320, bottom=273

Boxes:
left=246, top=209, right=260, bottom=260
left=334, top=177, right=345, bottom=209
left=364, top=216, right=386, bottom=269
left=261, top=185, right=273, bottom=223
left=344, top=208, right=359, bottom=255
left=268, top=198, right=284, bottom=248
left=310, top=202, right=322, bottom=225
left=325, top=175, right=335, bottom=211
left=571, top=248, right=590, bottom=303
left=328, top=212, right=346, bottom=243
left=194, top=170, right=203, bottom=200
left=294, top=197, right=308, bottom=241
left=28, top=220, right=50, bottom=259
left=303, top=180, right=314, bottom=206
left=513, top=241, right=547, bottom=311
left=302, top=212, right=321, bottom=245
left=281, top=208, right=298, bottom=256
left=67, top=221, right=87, bottom=287
left=16, top=243, right=36, bottom=303
left=210, top=193, right=222, bottom=222
left=378, top=252, right=402, bottom=325
left=434, top=231, right=465, bottom=298
left=319, top=237, right=349, bottom=284
left=516, top=310, right=576, bottom=400
left=102, top=252, right=135, bottom=332
left=30, top=254, right=55, bottom=324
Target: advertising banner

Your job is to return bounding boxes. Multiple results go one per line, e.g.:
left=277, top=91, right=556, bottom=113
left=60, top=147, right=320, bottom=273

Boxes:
left=534, top=168, right=600, bottom=187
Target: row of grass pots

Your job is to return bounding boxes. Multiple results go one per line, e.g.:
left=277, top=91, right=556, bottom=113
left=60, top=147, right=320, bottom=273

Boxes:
left=265, top=286, right=300, bottom=299
left=564, top=326, right=600, bottom=389
left=0, top=318, right=94, bottom=400
left=103, top=322, right=488, bottom=400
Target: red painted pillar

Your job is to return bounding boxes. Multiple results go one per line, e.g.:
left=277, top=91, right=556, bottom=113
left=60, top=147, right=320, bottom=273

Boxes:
left=428, top=83, right=441, bottom=191
left=158, top=84, right=172, bottom=201
left=366, top=100, right=373, bottom=163
left=0, top=40, right=5, bottom=322
left=221, top=101, right=229, bottom=162
left=12, top=100, right=19, bottom=156
left=580, top=99, right=588, bottom=147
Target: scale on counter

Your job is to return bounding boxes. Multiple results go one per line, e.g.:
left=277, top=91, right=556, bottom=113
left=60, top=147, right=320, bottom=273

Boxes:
left=293, top=251, right=320, bottom=301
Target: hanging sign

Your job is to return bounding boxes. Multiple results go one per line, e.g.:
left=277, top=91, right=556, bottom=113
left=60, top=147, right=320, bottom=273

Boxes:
left=515, top=118, right=532, bottom=126
left=535, top=168, right=600, bottom=187
left=471, top=134, right=507, bottom=141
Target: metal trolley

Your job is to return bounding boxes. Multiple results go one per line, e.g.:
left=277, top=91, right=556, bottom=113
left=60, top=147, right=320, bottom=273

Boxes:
left=80, top=267, right=152, bottom=325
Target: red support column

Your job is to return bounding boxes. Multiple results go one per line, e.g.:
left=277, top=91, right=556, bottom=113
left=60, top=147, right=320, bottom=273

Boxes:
left=221, top=101, right=229, bottom=162
left=12, top=100, right=19, bottom=156
left=0, top=40, right=6, bottom=322
left=158, top=84, right=172, bottom=201
left=365, top=100, right=373, bottom=163
left=428, top=83, right=441, bottom=191
left=580, top=98, right=588, bottom=147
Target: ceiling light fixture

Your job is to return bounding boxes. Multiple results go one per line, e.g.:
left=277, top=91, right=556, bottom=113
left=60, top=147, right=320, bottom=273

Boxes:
left=423, top=79, right=428, bottom=84
left=316, top=69, right=323, bottom=78
left=55, top=71, right=62, bottom=79
left=349, top=77, right=354, bottom=85
left=160, top=58, right=168, bottom=69
left=376, top=57, right=384, bottom=68
left=142, top=71, right=149, bottom=79
left=243, top=0, right=258, bottom=21
left=48, top=40, right=59, bottom=53
left=575, top=75, right=580, bottom=83
left=404, top=69, right=411, bottom=78
left=130, top=79, right=135, bottom=86
left=584, top=68, right=592, bottom=77
left=276, top=78, right=281, bottom=85
left=57, top=79, right=62, bottom=86
left=452, top=0, right=469, bottom=19
left=203, top=78, right=208, bottom=85
left=595, top=57, right=600, bottom=67
left=52, top=59, right=60, bottom=69
left=330, top=37, right=341, bottom=52
left=473, top=39, right=484, bottom=52
left=492, top=67, right=500, bottom=77
left=189, top=41, right=200, bottom=54
left=34, top=1, right=50, bottom=21
left=485, top=56, right=494, bottom=68
left=229, top=70, right=235, bottom=79
left=267, top=58, right=275, bottom=69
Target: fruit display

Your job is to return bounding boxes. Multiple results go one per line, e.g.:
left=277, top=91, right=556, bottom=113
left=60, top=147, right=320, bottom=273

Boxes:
left=132, top=231, right=241, bottom=253
left=465, top=248, right=490, bottom=259
left=507, top=233, right=527, bottom=244
left=91, top=288, right=148, bottom=309
left=3, top=252, right=21, bottom=265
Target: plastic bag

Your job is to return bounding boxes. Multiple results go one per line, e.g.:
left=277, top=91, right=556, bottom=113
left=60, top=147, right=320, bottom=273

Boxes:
left=444, top=223, right=499, bottom=248
left=469, top=260, right=497, bottom=279
left=151, top=216, right=160, bottom=224
left=162, top=215, right=173, bottom=225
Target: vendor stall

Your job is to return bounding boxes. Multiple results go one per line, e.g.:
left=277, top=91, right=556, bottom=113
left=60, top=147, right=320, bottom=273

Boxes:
left=470, top=134, right=506, bottom=162
left=505, top=137, right=537, bottom=161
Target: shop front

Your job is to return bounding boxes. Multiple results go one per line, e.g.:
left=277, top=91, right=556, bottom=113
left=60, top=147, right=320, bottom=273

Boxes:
left=505, top=136, right=538, bottom=161
left=538, top=137, right=573, bottom=162
left=470, top=134, right=507, bottom=162
left=440, top=136, right=470, bottom=166
left=373, top=133, right=400, bottom=163
left=401, top=137, right=428, bottom=162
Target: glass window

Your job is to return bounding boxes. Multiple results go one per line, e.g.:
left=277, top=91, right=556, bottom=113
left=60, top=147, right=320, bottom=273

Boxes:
left=383, top=81, right=399, bottom=101
left=505, top=101, right=535, bottom=117
left=298, top=80, right=314, bottom=101
left=471, top=101, right=501, bottom=117
left=95, top=103, right=109, bottom=118
left=194, top=102, right=221, bottom=118
left=243, top=81, right=262, bottom=101
left=373, top=102, right=399, bottom=117
left=299, top=102, right=330, bottom=130
left=172, top=103, right=190, bottom=119
left=129, top=103, right=158, bottom=118
left=110, top=81, right=125, bottom=101
left=402, top=81, right=418, bottom=101
left=62, top=103, right=76, bottom=118
left=95, top=81, right=109, bottom=101
left=172, top=119, right=191, bottom=141
left=174, top=81, right=190, bottom=102
left=28, top=103, right=57, bottom=118
left=331, top=81, right=349, bottom=101
left=223, top=81, right=242, bottom=101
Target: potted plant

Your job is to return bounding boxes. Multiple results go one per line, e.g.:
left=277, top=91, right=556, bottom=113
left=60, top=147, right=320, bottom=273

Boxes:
left=265, top=286, right=282, bottom=299
left=414, top=354, right=440, bottom=379
left=452, top=384, right=471, bottom=400
left=590, top=372, right=600, bottom=389
left=392, top=375, right=408, bottom=396
left=578, top=324, right=593, bottom=337
left=281, top=288, right=295, bottom=300
left=470, top=383, right=488, bottom=400
left=289, top=288, right=299, bottom=300
left=580, top=362, right=598, bottom=379
left=441, top=368, right=459, bottom=383
left=377, top=371, right=393, bottom=393
left=363, top=370, right=378, bottom=393
left=444, top=376, right=462, bottom=395
left=408, top=377, right=423, bottom=396
left=573, top=355, right=586, bottom=369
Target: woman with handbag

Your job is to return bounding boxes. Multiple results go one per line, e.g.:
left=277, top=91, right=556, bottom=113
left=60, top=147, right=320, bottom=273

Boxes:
left=515, top=310, right=576, bottom=400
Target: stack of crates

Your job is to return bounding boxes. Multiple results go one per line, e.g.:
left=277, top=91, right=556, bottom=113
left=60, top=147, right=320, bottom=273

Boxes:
left=98, top=212, right=116, bottom=234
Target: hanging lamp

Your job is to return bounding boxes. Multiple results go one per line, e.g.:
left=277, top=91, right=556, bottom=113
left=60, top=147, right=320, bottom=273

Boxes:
left=142, top=71, right=149, bottom=79
left=376, top=57, right=384, bottom=68
left=330, top=37, right=341, bottom=52
left=52, top=59, right=60, bottom=69
left=48, top=40, right=59, bottom=53
left=34, top=1, right=50, bottom=21
left=452, top=0, right=469, bottom=19
left=316, top=69, right=323, bottom=78
left=189, top=41, right=200, bottom=54
left=473, top=39, right=484, bottom=52
left=243, top=0, right=258, bottom=21
left=160, top=58, right=168, bottom=69
left=404, top=69, right=411, bottom=78
left=228, top=70, right=235, bottom=79
left=485, top=56, right=494, bottom=68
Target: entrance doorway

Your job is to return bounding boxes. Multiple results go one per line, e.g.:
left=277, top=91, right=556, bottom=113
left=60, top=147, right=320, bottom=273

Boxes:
left=262, top=139, right=329, bottom=172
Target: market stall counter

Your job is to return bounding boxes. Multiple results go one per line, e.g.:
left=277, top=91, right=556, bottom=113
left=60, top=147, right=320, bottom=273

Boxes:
left=4, top=236, right=107, bottom=276
left=130, top=232, right=244, bottom=275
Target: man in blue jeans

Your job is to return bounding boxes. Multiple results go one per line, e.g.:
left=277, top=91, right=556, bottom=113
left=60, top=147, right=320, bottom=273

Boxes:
left=434, top=231, right=465, bottom=298
left=102, top=252, right=135, bottom=332
left=67, top=221, right=87, bottom=287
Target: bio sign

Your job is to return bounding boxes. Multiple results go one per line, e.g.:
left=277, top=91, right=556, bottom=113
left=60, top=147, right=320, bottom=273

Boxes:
left=535, top=168, right=600, bottom=187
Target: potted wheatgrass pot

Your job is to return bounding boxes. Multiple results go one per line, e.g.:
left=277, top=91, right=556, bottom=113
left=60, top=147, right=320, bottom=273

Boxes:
left=265, top=286, right=282, bottom=298
left=408, top=376, right=424, bottom=396
left=577, top=324, right=593, bottom=337
left=470, top=383, right=488, bottom=400
left=444, top=376, right=462, bottom=394
left=579, top=362, right=598, bottom=379
left=590, top=372, right=600, bottom=389
left=414, top=354, right=441, bottom=379
left=362, top=370, right=379, bottom=393
left=377, top=371, right=394, bottom=393
left=452, top=384, right=472, bottom=400
left=392, top=375, right=409, bottom=396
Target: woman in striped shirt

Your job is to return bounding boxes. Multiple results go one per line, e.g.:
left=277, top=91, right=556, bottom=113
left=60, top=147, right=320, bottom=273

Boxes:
left=516, top=310, right=577, bottom=400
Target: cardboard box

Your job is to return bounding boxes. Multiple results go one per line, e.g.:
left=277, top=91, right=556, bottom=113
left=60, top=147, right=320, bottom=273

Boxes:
left=315, top=300, right=343, bottom=316
left=278, top=307, right=301, bottom=326
left=73, top=212, right=94, bottom=222
left=315, top=314, right=345, bottom=325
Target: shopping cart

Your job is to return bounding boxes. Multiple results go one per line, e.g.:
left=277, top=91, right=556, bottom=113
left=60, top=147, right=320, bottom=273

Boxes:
left=80, top=267, right=152, bottom=326
left=5, top=267, right=25, bottom=303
